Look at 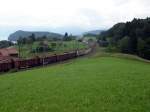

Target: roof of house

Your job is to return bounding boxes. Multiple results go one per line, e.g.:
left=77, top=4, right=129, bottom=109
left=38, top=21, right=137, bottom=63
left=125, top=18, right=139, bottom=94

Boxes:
left=0, top=56, right=19, bottom=63
left=0, top=47, right=18, bottom=57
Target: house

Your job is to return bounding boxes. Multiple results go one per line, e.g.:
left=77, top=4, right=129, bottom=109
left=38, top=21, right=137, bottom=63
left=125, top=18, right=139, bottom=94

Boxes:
left=0, top=47, right=19, bottom=57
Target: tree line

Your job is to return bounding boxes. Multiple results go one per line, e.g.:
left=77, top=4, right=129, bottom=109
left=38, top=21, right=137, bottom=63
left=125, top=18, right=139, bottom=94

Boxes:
left=99, top=18, right=150, bottom=59
left=0, top=40, right=14, bottom=48
left=17, top=32, right=76, bottom=44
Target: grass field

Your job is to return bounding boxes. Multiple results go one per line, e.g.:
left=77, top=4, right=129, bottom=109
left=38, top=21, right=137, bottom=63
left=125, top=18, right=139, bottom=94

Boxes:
left=0, top=54, right=150, bottom=112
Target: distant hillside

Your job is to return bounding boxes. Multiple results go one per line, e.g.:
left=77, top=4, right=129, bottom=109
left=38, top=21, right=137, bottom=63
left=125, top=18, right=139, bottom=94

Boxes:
left=100, top=23, right=125, bottom=39
left=99, top=18, right=150, bottom=60
left=8, top=30, right=62, bottom=41
left=84, top=30, right=105, bottom=36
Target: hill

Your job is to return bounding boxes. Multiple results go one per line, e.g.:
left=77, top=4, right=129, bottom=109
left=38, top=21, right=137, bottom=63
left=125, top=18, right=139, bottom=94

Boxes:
left=8, top=30, right=62, bottom=41
left=0, top=55, right=150, bottom=112
left=84, top=30, right=104, bottom=36
left=99, top=18, right=150, bottom=59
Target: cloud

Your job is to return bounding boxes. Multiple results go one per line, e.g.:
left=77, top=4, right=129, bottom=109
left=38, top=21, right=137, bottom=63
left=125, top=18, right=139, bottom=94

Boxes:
left=0, top=0, right=150, bottom=39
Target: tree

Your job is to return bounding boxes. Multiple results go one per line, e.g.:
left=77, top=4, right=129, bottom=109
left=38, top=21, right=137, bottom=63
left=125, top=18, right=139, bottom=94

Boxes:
left=63, top=33, right=76, bottom=41
left=29, top=33, right=36, bottom=42
left=0, top=40, right=14, bottom=48
left=17, top=37, right=23, bottom=58
left=41, top=35, right=47, bottom=40
left=35, top=41, right=52, bottom=53
left=27, top=35, right=35, bottom=53
left=137, top=38, right=146, bottom=57
left=118, top=36, right=130, bottom=53
left=51, top=43, right=57, bottom=49
left=99, top=17, right=150, bottom=59
left=63, top=32, right=69, bottom=41
left=64, top=32, right=68, bottom=38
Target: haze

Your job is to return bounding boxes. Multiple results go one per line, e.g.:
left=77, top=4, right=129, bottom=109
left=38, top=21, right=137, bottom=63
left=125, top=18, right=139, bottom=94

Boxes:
left=0, top=0, right=150, bottom=40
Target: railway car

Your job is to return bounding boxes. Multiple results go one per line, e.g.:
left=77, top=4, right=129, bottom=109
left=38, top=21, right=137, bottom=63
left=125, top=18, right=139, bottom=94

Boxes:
left=41, top=55, right=57, bottom=65
left=0, top=48, right=92, bottom=73
left=67, top=52, right=77, bottom=59
left=26, top=57, right=41, bottom=68
left=0, top=62, right=11, bottom=72
left=14, top=59, right=27, bottom=69
left=57, top=52, right=71, bottom=61
left=57, top=53, right=67, bottom=61
left=0, top=57, right=14, bottom=72
left=77, top=49, right=86, bottom=56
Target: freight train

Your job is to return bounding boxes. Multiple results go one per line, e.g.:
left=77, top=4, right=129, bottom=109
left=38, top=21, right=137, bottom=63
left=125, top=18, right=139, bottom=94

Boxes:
left=0, top=48, right=92, bottom=73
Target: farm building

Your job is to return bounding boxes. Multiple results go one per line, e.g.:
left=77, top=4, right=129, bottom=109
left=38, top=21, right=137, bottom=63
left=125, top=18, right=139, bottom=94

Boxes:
left=0, top=47, right=19, bottom=57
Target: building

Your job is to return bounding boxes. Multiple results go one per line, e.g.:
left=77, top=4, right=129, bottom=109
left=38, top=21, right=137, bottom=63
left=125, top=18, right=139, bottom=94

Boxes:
left=0, top=47, right=19, bottom=57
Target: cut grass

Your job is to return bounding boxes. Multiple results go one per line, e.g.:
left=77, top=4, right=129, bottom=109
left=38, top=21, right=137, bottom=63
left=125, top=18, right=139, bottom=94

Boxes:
left=0, top=56, right=150, bottom=112
left=93, top=47, right=150, bottom=63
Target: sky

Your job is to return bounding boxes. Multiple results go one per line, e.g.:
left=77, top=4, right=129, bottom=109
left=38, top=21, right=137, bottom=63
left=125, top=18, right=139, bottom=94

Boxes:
left=0, top=0, right=150, bottom=40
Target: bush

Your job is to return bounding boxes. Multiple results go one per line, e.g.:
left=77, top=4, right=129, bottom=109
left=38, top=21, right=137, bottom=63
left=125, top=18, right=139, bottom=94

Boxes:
left=32, top=47, right=54, bottom=53
left=137, top=38, right=150, bottom=59
left=51, top=43, right=57, bottom=48
left=106, top=44, right=118, bottom=52
left=117, top=36, right=130, bottom=53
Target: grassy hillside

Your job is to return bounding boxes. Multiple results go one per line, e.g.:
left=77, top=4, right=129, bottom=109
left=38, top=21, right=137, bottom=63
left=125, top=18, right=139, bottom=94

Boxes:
left=0, top=55, right=150, bottom=112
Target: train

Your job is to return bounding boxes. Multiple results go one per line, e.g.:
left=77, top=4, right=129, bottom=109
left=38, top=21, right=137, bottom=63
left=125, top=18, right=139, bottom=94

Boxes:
left=0, top=48, right=92, bottom=73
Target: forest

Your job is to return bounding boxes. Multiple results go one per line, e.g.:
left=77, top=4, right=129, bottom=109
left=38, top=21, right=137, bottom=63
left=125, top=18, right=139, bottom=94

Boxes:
left=99, top=18, right=150, bottom=59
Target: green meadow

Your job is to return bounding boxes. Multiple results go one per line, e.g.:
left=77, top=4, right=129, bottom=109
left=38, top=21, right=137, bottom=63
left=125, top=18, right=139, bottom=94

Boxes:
left=0, top=54, right=150, bottom=112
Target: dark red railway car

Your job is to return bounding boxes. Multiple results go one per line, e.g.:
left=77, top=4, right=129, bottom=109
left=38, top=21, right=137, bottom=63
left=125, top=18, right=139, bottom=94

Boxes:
left=26, top=57, right=41, bottom=68
left=14, top=59, right=27, bottom=69
left=78, top=49, right=87, bottom=56
left=63, top=52, right=71, bottom=59
left=0, top=56, right=14, bottom=72
left=68, top=52, right=77, bottom=59
left=14, top=57, right=41, bottom=69
left=57, top=52, right=77, bottom=61
left=0, top=62, right=11, bottom=72
left=42, top=55, right=57, bottom=65
left=57, top=53, right=68, bottom=61
left=0, top=49, right=91, bottom=73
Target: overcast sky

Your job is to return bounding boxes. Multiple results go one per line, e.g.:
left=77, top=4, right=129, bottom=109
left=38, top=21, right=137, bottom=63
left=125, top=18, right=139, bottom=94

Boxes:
left=0, top=0, right=150, bottom=40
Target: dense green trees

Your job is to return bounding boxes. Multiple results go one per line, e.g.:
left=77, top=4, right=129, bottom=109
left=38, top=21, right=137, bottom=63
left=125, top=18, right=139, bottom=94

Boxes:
left=0, top=40, right=14, bottom=48
left=63, top=32, right=76, bottom=41
left=137, top=38, right=146, bottom=57
left=99, top=18, right=150, bottom=59
left=29, top=33, right=36, bottom=42
left=118, top=36, right=130, bottom=53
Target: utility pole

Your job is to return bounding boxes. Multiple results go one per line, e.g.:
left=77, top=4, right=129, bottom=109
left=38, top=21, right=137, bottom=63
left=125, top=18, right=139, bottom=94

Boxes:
left=18, top=37, right=22, bottom=58
left=18, top=43, right=21, bottom=58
